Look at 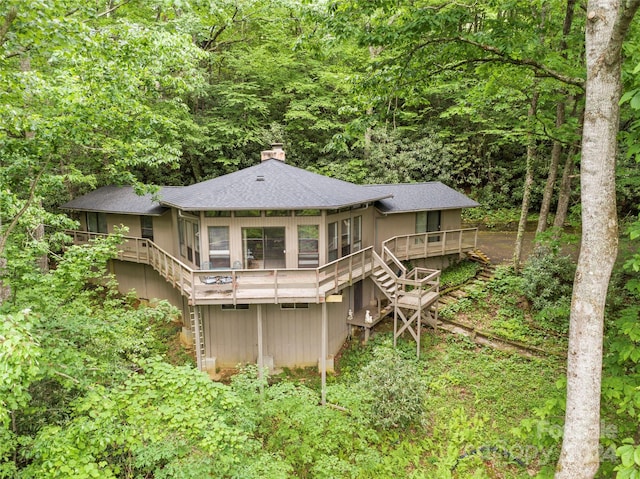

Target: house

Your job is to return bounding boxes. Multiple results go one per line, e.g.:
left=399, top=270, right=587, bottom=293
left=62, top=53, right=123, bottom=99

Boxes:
left=62, top=144, right=479, bottom=376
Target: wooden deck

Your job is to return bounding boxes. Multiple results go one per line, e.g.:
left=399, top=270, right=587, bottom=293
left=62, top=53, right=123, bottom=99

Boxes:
left=383, top=228, right=478, bottom=262
left=67, top=227, right=475, bottom=306
left=66, top=231, right=374, bottom=305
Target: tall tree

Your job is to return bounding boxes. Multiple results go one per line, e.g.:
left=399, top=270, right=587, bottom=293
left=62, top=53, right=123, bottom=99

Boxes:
left=556, top=1, right=640, bottom=477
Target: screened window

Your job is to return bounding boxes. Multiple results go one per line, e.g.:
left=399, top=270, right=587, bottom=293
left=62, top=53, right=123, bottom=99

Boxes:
left=328, top=222, right=338, bottom=262
left=242, top=227, right=285, bottom=269
left=341, top=218, right=351, bottom=256
left=208, top=226, right=230, bottom=268
left=352, top=216, right=362, bottom=252
left=140, top=216, right=154, bottom=241
left=178, top=218, right=186, bottom=257
left=298, top=225, right=319, bottom=268
left=416, top=211, right=441, bottom=242
left=86, top=212, right=107, bottom=234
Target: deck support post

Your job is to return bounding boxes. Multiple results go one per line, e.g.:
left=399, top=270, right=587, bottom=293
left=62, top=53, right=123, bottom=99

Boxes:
left=193, top=306, right=203, bottom=371
left=257, top=304, right=264, bottom=395
left=321, top=301, right=327, bottom=406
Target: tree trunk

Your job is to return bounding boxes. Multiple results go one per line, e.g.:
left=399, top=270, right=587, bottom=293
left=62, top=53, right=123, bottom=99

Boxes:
left=552, top=146, right=576, bottom=230
left=536, top=102, right=565, bottom=234
left=555, top=1, right=640, bottom=477
left=537, top=0, right=576, bottom=234
left=513, top=91, right=538, bottom=271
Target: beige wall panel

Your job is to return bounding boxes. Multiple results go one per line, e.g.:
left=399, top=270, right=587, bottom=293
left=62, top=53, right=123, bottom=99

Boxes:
left=203, top=300, right=350, bottom=368
left=111, top=261, right=184, bottom=306
left=108, top=214, right=139, bottom=236
left=375, top=212, right=415, bottom=250
left=204, top=306, right=258, bottom=367
left=441, top=209, right=462, bottom=230
left=153, top=212, right=176, bottom=254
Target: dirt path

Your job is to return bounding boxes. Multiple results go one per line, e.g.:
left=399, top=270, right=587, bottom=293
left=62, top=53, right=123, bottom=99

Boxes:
left=475, top=230, right=580, bottom=265
left=475, top=230, right=537, bottom=264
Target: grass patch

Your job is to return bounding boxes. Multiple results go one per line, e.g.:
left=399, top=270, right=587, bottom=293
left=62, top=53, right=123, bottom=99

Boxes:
left=440, top=260, right=482, bottom=290
left=328, top=333, right=563, bottom=478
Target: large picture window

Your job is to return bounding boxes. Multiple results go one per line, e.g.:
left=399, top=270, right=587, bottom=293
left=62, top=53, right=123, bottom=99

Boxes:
left=298, top=225, right=319, bottom=268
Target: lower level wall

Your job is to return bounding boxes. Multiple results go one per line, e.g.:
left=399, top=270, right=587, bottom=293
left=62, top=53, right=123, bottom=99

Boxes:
left=202, top=300, right=351, bottom=369
left=110, top=259, right=355, bottom=369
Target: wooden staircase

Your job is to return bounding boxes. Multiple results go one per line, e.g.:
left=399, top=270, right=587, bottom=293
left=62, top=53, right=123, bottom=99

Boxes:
left=365, top=251, right=440, bottom=357
left=466, top=248, right=491, bottom=265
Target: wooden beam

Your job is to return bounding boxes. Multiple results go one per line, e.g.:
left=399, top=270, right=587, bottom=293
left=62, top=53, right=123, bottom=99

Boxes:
left=193, top=307, right=203, bottom=370
left=257, top=304, right=264, bottom=395
left=321, top=302, right=327, bottom=406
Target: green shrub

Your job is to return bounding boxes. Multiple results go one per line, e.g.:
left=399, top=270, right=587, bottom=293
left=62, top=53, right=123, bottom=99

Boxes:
left=520, top=246, right=575, bottom=331
left=354, top=341, right=428, bottom=429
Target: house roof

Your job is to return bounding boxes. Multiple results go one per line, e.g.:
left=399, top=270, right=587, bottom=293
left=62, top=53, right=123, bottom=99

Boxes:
left=366, top=182, right=479, bottom=214
left=160, top=159, right=392, bottom=210
left=60, top=162, right=479, bottom=216
left=61, top=186, right=169, bottom=216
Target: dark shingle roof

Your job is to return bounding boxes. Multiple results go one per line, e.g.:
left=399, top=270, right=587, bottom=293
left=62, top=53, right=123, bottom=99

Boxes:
left=366, top=182, right=479, bottom=214
left=61, top=186, right=169, bottom=216
left=160, top=159, right=391, bottom=210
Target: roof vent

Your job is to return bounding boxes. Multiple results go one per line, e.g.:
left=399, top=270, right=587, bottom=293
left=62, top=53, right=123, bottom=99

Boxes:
left=256, top=175, right=265, bottom=182
left=261, top=143, right=286, bottom=162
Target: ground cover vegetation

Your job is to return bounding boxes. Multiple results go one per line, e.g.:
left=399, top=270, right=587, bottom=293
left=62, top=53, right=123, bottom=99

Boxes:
left=2, top=0, right=640, bottom=477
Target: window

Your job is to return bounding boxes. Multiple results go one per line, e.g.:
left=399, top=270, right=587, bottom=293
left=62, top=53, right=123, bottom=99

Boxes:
left=298, top=225, right=319, bottom=268
left=221, top=304, right=249, bottom=310
left=341, top=218, right=351, bottom=256
left=416, top=211, right=441, bottom=242
left=280, top=303, right=309, bottom=310
left=352, top=216, right=362, bottom=252
left=193, top=223, right=200, bottom=267
left=178, top=215, right=200, bottom=264
left=266, top=210, right=290, bottom=217
left=86, top=212, right=107, bottom=234
left=140, top=216, right=154, bottom=241
left=242, top=227, right=286, bottom=269
left=295, top=209, right=321, bottom=216
left=205, top=211, right=231, bottom=217
left=235, top=210, right=261, bottom=217
left=178, top=218, right=186, bottom=257
left=328, top=222, right=338, bottom=262
left=208, top=226, right=230, bottom=268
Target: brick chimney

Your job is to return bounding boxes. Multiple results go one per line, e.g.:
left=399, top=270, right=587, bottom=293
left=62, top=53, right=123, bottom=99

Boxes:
left=261, top=143, right=286, bottom=162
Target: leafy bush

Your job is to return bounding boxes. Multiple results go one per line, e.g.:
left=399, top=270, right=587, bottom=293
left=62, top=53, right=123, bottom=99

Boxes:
left=354, top=339, right=428, bottom=429
left=520, top=245, right=575, bottom=331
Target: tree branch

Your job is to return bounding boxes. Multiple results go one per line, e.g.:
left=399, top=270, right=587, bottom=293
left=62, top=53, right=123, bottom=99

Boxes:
left=0, top=166, right=47, bottom=257
left=0, top=6, right=17, bottom=47
left=454, top=37, right=585, bottom=88
left=96, top=0, right=132, bottom=18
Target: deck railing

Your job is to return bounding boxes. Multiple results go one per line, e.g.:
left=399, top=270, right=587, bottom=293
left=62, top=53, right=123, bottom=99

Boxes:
left=66, top=231, right=375, bottom=305
left=382, top=228, right=478, bottom=262
left=67, top=227, right=475, bottom=305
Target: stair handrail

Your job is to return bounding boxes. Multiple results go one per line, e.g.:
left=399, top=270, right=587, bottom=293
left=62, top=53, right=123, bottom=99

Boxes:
left=382, top=245, right=407, bottom=279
